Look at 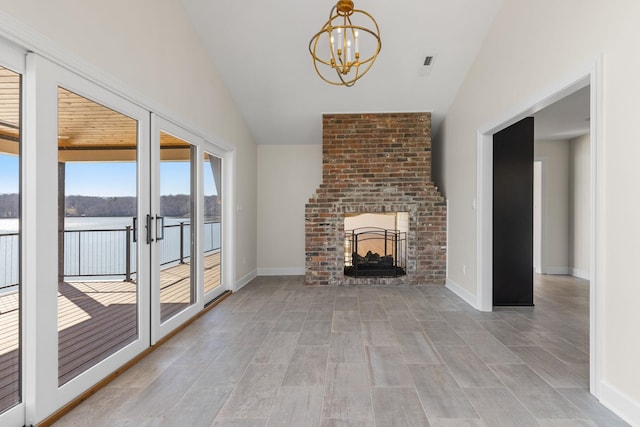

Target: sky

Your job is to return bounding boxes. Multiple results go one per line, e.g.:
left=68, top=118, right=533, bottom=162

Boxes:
left=0, top=154, right=18, bottom=194
left=0, top=154, right=217, bottom=197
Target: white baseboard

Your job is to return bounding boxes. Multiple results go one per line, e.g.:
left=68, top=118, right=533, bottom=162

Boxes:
left=235, top=269, right=257, bottom=291
left=541, top=266, right=589, bottom=279
left=599, top=381, right=640, bottom=426
left=257, top=267, right=305, bottom=276
left=445, top=278, right=479, bottom=310
left=541, top=266, right=571, bottom=275
left=571, top=268, right=590, bottom=280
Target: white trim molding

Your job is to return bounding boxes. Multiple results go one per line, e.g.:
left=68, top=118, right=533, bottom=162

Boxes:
left=235, top=269, right=257, bottom=291
left=542, top=266, right=571, bottom=275
left=571, top=268, right=590, bottom=280
left=600, top=382, right=640, bottom=426
left=257, top=267, right=305, bottom=276
left=445, top=278, right=478, bottom=310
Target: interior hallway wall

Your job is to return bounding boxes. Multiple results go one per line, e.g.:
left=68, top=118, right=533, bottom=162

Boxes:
left=570, top=133, right=590, bottom=279
left=435, top=0, right=640, bottom=420
left=535, top=139, right=570, bottom=274
left=533, top=137, right=591, bottom=279
left=257, top=144, right=322, bottom=274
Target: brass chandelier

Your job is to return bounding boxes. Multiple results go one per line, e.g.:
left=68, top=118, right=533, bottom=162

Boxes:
left=309, top=0, right=382, bottom=87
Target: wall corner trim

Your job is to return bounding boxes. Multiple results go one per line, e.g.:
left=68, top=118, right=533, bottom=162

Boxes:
left=445, top=278, right=479, bottom=310
left=235, top=269, right=257, bottom=291
left=541, top=266, right=571, bottom=275
left=571, top=268, right=590, bottom=280
left=599, top=381, right=640, bottom=426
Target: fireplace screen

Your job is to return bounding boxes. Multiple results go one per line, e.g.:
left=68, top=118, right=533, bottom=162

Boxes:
left=343, top=213, right=407, bottom=277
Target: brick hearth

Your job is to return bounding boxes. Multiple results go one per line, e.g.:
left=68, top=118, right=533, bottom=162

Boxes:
left=305, top=112, right=447, bottom=286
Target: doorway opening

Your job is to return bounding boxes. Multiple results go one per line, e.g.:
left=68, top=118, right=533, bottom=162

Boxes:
left=477, top=61, right=601, bottom=396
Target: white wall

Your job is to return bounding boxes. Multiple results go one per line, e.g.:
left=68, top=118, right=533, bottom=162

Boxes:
left=257, top=144, right=322, bottom=275
left=533, top=161, right=542, bottom=273
left=436, top=0, right=640, bottom=421
left=0, top=0, right=258, bottom=285
left=535, top=139, right=570, bottom=274
left=533, top=138, right=590, bottom=279
left=570, top=133, right=590, bottom=279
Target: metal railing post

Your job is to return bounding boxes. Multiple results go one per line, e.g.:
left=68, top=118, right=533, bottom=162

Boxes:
left=77, top=231, right=81, bottom=277
left=179, top=221, right=185, bottom=264
left=125, top=226, right=132, bottom=282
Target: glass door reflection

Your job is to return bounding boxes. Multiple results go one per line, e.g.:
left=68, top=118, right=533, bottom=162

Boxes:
left=203, top=152, right=222, bottom=296
left=158, top=132, right=195, bottom=322
left=0, top=65, right=21, bottom=414
left=57, top=87, right=139, bottom=386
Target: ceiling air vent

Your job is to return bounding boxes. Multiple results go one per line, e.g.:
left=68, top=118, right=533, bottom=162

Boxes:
left=419, top=55, right=435, bottom=77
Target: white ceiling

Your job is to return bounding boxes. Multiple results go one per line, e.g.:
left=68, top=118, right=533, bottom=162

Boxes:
left=180, top=0, right=505, bottom=145
left=180, top=1, right=588, bottom=146
left=533, top=86, right=590, bottom=140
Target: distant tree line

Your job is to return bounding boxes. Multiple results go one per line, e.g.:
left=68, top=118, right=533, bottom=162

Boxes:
left=0, top=194, right=220, bottom=218
left=66, top=195, right=136, bottom=217
left=0, top=194, right=19, bottom=218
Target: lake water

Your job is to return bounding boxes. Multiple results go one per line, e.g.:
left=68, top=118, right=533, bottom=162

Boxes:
left=0, top=216, right=221, bottom=290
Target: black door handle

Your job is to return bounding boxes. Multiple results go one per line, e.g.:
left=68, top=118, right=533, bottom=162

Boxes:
left=156, top=216, right=165, bottom=241
left=132, top=216, right=138, bottom=243
left=146, top=214, right=154, bottom=244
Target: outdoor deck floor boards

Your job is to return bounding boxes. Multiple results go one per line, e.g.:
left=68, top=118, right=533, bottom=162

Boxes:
left=0, top=251, right=220, bottom=412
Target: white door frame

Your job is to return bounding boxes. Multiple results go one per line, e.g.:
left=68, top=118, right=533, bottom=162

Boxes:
left=150, top=114, right=204, bottom=344
left=0, top=34, right=26, bottom=427
left=200, top=145, right=230, bottom=304
left=476, top=57, right=603, bottom=397
left=24, top=53, right=153, bottom=424
left=149, top=115, right=233, bottom=341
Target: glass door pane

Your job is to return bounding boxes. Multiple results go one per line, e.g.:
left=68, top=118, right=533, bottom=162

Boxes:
left=57, top=87, right=139, bottom=385
left=159, top=132, right=195, bottom=323
left=0, top=65, right=21, bottom=414
left=203, top=152, right=222, bottom=296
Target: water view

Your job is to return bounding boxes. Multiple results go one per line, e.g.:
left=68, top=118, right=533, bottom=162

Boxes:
left=0, top=216, right=221, bottom=291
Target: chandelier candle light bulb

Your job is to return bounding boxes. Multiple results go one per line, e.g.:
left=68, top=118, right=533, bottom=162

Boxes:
left=309, top=0, right=381, bottom=86
left=355, top=30, right=359, bottom=54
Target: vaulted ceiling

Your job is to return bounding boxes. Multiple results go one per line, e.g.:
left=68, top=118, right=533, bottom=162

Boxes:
left=180, top=0, right=505, bottom=145
left=1, top=2, right=589, bottom=152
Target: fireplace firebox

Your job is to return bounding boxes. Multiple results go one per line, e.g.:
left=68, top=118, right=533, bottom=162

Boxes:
left=344, top=227, right=407, bottom=277
left=343, top=212, right=407, bottom=277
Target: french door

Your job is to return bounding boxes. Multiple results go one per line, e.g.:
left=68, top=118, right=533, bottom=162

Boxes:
left=150, top=115, right=203, bottom=343
left=202, top=149, right=224, bottom=301
left=150, top=116, right=226, bottom=340
left=26, top=53, right=152, bottom=423
left=20, top=55, right=228, bottom=424
left=0, top=37, right=25, bottom=427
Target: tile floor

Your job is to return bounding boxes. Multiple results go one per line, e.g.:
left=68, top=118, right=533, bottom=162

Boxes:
left=53, top=275, right=629, bottom=427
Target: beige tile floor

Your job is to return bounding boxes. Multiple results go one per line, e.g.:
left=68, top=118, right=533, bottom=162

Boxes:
left=53, top=274, right=629, bottom=427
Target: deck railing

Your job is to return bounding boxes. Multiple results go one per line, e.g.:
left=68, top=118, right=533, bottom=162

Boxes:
left=0, top=221, right=220, bottom=287
left=0, top=231, right=18, bottom=292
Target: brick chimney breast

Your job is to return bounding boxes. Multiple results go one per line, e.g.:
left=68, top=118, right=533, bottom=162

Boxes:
left=305, top=112, right=446, bottom=286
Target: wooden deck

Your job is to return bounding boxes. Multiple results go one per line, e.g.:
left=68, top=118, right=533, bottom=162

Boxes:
left=0, top=251, right=220, bottom=413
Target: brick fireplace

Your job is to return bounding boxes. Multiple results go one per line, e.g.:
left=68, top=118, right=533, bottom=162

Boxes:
left=305, top=112, right=447, bottom=286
